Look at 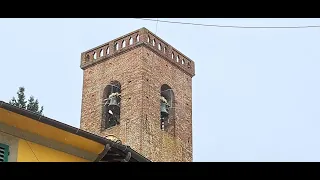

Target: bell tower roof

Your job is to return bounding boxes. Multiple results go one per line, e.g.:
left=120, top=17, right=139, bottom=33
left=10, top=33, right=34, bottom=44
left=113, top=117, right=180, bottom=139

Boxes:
left=80, top=27, right=195, bottom=77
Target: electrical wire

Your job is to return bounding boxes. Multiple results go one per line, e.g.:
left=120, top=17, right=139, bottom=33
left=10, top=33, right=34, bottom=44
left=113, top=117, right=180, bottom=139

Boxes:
left=26, top=141, right=40, bottom=162
left=155, top=18, right=159, bottom=33
left=134, top=18, right=320, bottom=29
left=0, top=129, right=40, bottom=162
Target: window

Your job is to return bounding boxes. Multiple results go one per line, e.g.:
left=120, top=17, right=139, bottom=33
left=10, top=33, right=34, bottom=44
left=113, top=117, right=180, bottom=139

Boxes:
left=160, top=84, right=175, bottom=136
left=129, top=37, right=133, bottom=45
left=115, top=43, right=119, bottom=51
left=0, top=143, right=9, bottom=162
left=122, top=40, right=126, bottom=48
left=136, top=35, right=140, bottom=42
left=106, top=47, right=110, bottom=55
left=85, top=54, right=90, bottom=62
left=93, top=52, right=97, bottom=59
left=102, top=81, right=121, bottom=129
left=100, top=49, right=104, bottom=57
left=152, top=39, right=155, bottom=46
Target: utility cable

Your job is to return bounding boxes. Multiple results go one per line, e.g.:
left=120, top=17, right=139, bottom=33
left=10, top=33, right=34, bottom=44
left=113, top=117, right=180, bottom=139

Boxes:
left=134, top=18, right=320, bottom=29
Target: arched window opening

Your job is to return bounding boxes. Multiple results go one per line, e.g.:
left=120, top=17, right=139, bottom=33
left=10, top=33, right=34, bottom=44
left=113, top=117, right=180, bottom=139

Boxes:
left=160, top=84, right=175, bottom=136
left=115, top=43, right=119, bottom=51
left=122, top=40, right=126, bottom=48
left=85, top=54, right=90, bottom=62
left=136, top=35, right=140, bottom=42
left=106, top=47, right=110, bottom=55
left=129, top=37, right=133, bottom=45
left=100, top=49, right=104, bottom=57
left=152, top=39, right=155, bottom=46
left=102, top=81, right=121, bottom=129
left=93, top=52, right=97, bottom=60
left=147, top=36, right=150, bottom=43
left=158, top=43, right=162, bottom=51
left=187, top=61, right=191, bottom=68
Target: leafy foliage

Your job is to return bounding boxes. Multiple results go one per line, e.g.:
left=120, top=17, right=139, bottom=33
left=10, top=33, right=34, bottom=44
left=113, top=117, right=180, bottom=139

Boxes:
left=9, top=87, right=44, bottom=115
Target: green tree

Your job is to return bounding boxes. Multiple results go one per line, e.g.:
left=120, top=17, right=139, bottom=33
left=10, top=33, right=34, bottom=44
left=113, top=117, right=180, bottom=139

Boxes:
left=9, top=87, right=44, bottom=115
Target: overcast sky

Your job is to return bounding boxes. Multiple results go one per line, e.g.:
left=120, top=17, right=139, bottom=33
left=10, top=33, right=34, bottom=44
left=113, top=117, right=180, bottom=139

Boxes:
left=1, top=18, right=320, bottom=162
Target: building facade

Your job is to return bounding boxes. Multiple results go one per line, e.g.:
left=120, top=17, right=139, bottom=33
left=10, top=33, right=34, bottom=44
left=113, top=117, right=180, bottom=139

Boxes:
left=0, top=101, right=149, bottom=162
left=80, top=28, right=195, bottom=162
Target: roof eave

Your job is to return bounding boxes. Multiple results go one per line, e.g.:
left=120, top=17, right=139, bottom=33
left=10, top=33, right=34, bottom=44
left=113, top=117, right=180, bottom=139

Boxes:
left=0, top=101, right=151, bottom=162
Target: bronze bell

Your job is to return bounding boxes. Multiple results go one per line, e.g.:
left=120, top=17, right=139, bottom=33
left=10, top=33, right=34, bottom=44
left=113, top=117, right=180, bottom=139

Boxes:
left=160, top=102, right=169, bottom=118
left=108, top=96, right=119, bottom=106
left=106, top=96, right=120, bottom=116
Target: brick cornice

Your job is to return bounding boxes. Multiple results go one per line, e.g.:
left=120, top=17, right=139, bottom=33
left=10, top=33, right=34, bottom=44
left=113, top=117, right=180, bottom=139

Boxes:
left=80, top=27, right=195, bottom=77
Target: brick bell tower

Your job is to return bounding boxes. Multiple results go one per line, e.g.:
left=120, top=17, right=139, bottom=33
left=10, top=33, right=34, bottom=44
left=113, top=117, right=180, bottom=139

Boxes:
left=79, top=28, right=195, bottom=162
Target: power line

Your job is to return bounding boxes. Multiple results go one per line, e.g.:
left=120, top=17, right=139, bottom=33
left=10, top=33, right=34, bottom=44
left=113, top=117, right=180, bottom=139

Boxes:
left=155, top=18, right=159, bottom=34
left=0, top=129, right=39, bottom=162
left=26, top=141, right=40, bottom=162
left=134, top=18, right=320, bottom=29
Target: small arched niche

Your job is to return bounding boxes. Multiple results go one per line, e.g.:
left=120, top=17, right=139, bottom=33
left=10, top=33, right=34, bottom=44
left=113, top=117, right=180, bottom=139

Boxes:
left=93, top=52, right=97, bottom=60
left=85, top=54, right=90, bottom=62
left=152, top=39, right=155, bottom=46
left=106, top=47, right=110, bottom=55
left=100, top=49, right=104, bottom=57
left=102, top=81, right=121, bottom=129
left=129, top=37, right=133, bottom=45
left=115, top=43, right=119, bottom=51
left=187, top=61, right=191, bottom=68
left=160, top=84, right=175, bottom=136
